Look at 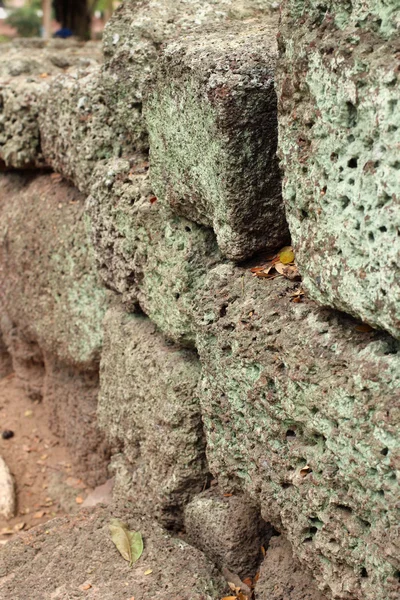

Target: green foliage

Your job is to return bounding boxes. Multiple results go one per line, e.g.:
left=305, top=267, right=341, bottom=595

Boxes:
left=6, top=6, right=41, bottom=37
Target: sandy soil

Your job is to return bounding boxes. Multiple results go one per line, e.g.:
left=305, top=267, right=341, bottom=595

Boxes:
left=0, top=372, right=92, bottom=543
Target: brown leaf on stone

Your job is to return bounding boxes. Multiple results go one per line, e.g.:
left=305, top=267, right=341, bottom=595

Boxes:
left=355, top=323, right=373, bottom=332
left=299, top=465, right=312, bottom=477
left=221, top=596, right=237, bottom=600
left=149, top=196, right=157, bottom=204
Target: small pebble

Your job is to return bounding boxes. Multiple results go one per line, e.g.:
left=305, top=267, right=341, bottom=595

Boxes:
left=1, top=430, right=14, bottom=440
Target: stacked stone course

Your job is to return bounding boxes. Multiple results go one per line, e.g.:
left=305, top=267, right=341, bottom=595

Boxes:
left=0, top=1, right=399, bottom=599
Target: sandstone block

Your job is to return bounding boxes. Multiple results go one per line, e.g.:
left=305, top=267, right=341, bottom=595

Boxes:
left=98, top=305, right=208, bottom=527
left=0, top=173, right=108, bottom=369
left=184, top=486, right=271, bottom=578
left=146, top=21, right=288, bottom=260
left=87, top=158, right=220, bottom=345
left=0, top=41, right=100, bottom=169
left=0, top=506, right=226, bottom=599
left=194, top=265, right=400, bottom=600
left=277, top=0, right=400, bottom=338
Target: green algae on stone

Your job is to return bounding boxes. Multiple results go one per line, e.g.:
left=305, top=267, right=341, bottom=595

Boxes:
left=193, top=263, right=400, bottom=600
left=87, top=158, right=221, bottom=346
left=98, top=305, right=207, bottom=528
left=277, top=0, right=400, bottom=338
left=145, top=20, right=288, bottom=260
left=0, top=173, right=108, bottom=369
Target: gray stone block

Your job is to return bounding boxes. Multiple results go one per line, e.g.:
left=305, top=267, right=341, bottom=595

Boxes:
left=0, top=173, right=108, bottom=369
left=184, top=486, right=271, bottom=578
left=98, top=305, right=208, bottom=528
left=87, top=158, right=221, bottom=346
left=194, top=264, right=400, bottom=600
left=277, top=0, right=400, bottom=338
left=0, top=41, right=100, bottom=169
left=146, top=20, right=289, bottom=260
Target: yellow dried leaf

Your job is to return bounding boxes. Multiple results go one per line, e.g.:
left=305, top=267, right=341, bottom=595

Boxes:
left=278, top=246, right=295, bottom=264
left=300, top=465, right=312, bottom=477
left=109, top=519, right=143, bottom=567
left=144, top=569, right=153, bottom=575
left=221, top=597, right=237, bottom=600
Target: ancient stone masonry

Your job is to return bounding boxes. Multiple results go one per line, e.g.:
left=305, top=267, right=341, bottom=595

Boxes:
left=277, top=0, right=400, bottom=339
left=0, top=0, right=399, bottom=599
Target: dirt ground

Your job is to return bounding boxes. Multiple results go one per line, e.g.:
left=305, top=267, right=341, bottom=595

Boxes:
left=0, top=372, right=93, bottom=543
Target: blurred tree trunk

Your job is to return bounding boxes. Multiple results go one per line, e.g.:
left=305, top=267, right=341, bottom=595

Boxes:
left=53, top=0, right=92, bottom=40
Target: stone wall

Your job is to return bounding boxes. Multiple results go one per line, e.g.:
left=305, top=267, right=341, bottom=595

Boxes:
left=0, top=1, right=399, bottom=599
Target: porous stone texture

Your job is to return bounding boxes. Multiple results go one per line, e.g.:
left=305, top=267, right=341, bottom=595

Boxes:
left=0, top=40, right=100, bottom=169
left=101, top=0, right=278, bottom=160
left=98, top=305, right=208, bottom=528
left=87, top=158, right=221, bottom=345
left=184, top=486, right=271, bottom=578
left=44, top=359, right=110, bottom=487
left=194, top=265, right=400, bottom=600
left=255, top=535, right=328, bottom=600
left=146, top=20, right=288, bottom=260
left=39, top=66, right=125, bottom=194
left=0, top=173, right=108, bottom=369
left=277, top=0, right=400, bottom=338
left=0, top=505, right=226, bottom=599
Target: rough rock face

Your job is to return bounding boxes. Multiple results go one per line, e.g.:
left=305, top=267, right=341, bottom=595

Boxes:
left=0, top=40, right=100, bottom=169
left=45, top=360, right=110, bottom=487
left=0, top=505, right=226, bottom=600
left=101, top=0, right=278, bottom=157
left=146, top=20, right=288, bottom=260
left=255, top=535, right=328, bottom=600
left=277, top=0, right=400, bottom=338
left=87, top=158, right=221, bottom=345
left=194, top=265, right=400, bottom=600
left=0, top=173, right=107, bottom=369
left=0, top=333, right=12, bottom=379
left=39, top=66, right=117, bottom=194
left=98, top=306, right=208, bottom=528
left=184, top=486, right=271, bottom=578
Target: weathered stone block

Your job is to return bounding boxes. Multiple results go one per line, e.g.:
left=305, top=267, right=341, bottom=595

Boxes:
left=98, top=305, right=208, bottom=527
left=0, top=173, right=108, bottom=369
left=194, top=265, right=400, bottom=599
left=0, top=506, right=226, bottom=599
left=101, top=0, right=278, bottom=160
left=255, top=535, right=328, bottom=600
left=184, top=486, right=270, bottom=578
left=0, top=41, right=100, bottom=169
left=146, top=21, right=288, bottom=260
left=39, top=66, right=119, bottom=194
left=87, top=158, right=220, bottom=345
left=277, top=0, right=400, bottom=338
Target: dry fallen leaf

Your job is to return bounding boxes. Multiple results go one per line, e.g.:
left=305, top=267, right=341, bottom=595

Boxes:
left=33, top=511, right=45, bottom=519
left=109, top=519, right=143, bottom=567
left=300, top=465, right=313, bottom=477
left=144, top=569, right=153, bottom=575
left=278, top=246, right=295, bottom=264
left=24, top=410, right=33, bottom=418
left=14, top=522, right=25, bottom=531
left=242, top=577, right=253, bottom=587
left=221, top=597, right=237, bottom=600
left=355, top=323, right=373, bottom=332
left=81, top=583, right=92, bottom=591
left=75, top=496, right=84, bottom=504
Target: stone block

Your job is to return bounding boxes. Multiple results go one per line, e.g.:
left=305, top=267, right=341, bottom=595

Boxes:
left=194, top=264, right=400, bottom=599
left=184, top=486, right=271, bottom=578
left=277, top=0, right=400, bottom=338
left=0, top=173, right=108, bottom=369
left=146, top=20, right=289, bottom=260
left=255, top=535, right=328, bottom=600
left=0, top=505, right=226, bottom=599
left=0, top=41, right=100, bottom=169
left=87, top=158, right=220, bottom=345
left=101, top=0, right=278, bottom=159
left=98, top=305, right=208, bottom=528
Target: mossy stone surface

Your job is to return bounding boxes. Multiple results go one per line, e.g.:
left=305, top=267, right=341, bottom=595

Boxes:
left=277, top=0, right=400, bottom=338
left=0, top=173, right=108, bottom=369
left=98, top=305, right=207, bottom=528
left=146, top=20, right=288, bottom=260
left=194, top=264, right=400, bottom=599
